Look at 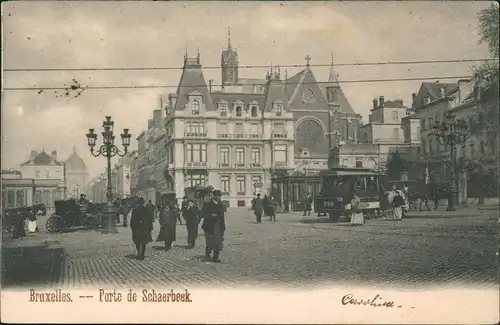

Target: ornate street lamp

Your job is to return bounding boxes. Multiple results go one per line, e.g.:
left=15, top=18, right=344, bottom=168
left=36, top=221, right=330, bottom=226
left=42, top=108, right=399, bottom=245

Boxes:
left=86, top=116, right=131, bottom=233
left=433, top=111, right=468, bottom=211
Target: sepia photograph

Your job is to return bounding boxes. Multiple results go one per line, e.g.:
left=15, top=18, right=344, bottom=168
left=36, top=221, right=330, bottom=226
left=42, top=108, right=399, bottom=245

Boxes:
left=1, top=1, right=499, bottom=323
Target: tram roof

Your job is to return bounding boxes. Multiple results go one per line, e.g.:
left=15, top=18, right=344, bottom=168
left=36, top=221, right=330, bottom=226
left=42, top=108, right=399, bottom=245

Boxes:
left=319, top=167, right=383, bottom=177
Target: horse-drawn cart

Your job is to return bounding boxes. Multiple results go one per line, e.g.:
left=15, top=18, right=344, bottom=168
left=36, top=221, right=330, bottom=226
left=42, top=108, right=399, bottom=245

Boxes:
left=46, top=199, right=101, bottom=233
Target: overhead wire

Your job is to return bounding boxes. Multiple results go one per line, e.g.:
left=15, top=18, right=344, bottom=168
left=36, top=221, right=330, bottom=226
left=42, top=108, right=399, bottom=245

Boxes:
left=2, top=75, right=476, bottom=91
left=2, top=58, right=497, bottom=72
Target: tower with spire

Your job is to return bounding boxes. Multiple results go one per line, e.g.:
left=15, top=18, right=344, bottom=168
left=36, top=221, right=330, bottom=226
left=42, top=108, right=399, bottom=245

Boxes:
left=221, top=26, right=239, bottom=86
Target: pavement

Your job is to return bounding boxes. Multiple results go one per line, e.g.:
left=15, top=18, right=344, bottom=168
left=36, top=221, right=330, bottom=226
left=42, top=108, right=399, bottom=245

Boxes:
left=2, top=207, right=498, bottom=290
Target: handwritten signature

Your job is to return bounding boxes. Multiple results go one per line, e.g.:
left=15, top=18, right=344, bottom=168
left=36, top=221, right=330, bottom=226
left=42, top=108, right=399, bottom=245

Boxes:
left=341, top=294, right=404, bottom=308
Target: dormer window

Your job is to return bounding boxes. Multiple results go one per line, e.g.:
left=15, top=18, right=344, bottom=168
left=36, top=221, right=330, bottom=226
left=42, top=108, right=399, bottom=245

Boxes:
left=251, top=106, right=258, bottom=117
left=235, top=106, right=242, bottom=117
left=274, top=103, right=283, bottom=116
left=192, top=100, right=200, bottom=115
left=218, top=102, right=228, bottom=116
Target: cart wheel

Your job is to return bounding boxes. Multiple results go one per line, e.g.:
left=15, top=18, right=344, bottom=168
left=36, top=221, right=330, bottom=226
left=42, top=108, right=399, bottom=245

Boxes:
left=46, top=215, right=65, bottom=233
left=83, top=214, right=100, bottom=230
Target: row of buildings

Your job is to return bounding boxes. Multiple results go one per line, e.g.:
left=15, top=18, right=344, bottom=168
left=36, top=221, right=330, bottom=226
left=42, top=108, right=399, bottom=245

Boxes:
left=88, top=32, right=498, bottom=208
left=2, top=147, right=89, bottom=211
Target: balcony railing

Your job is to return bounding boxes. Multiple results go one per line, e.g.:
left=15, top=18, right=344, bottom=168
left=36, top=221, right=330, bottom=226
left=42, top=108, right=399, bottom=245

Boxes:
left=271, top=133, right=288, bottom=139
left=274, top=162, right=288, bottom=167
left=250, top=163, right=261, bottom=168
left=217, top=134, right=230, bottom=138
left=185, top=132, right=207, bottom=137
left=234, top=163, right=246, bottom=168
left=186, top=162, right=208, bottom=167
left=219, top=162, right=230, bottom=168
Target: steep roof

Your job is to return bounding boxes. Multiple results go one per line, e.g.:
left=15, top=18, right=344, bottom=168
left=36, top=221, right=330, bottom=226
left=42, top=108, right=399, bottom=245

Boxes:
left=20, top=150, right=63, bottom=166
left=175, top=58, right=215, bottom=111
left=263, top=76, right=290, bottom=112
left=422, top=82, right=457, bottom=99
left=285, top=69, right=306, bottom=100
left=65, top=146, right=87, bottom=171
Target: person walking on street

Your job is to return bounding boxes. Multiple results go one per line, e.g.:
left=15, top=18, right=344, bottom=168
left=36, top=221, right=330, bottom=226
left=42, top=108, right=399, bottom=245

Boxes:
left=303, top=193, right=313, bottom=216
left=184, top=200, right=199, bottom=248
left=156, top=195, right=178, bottom=251
left=201, top=190, right=226, bottom=262
left=392, top=190, right=405, bottom=221
left=145, top=200, right=156, bottom=225
left=268, top=196, right=277, bottom=222
left=253, top=193, right=263, bottom=223
left=130, top=197, right=153, bottom=260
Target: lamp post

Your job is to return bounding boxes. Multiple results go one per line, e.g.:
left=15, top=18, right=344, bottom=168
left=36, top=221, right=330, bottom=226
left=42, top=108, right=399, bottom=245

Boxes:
left=433, top=111, right=468, bottom=211
left=86, top=116, right=131, bottom=233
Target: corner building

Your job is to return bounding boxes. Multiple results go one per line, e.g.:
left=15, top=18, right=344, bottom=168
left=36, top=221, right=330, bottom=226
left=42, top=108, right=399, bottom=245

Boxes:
left=164, top=54, right=295, bottom=208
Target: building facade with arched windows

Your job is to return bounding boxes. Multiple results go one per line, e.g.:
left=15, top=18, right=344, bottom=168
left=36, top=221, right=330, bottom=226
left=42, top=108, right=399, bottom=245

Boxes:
left=131, top=30, right=363, bottom=207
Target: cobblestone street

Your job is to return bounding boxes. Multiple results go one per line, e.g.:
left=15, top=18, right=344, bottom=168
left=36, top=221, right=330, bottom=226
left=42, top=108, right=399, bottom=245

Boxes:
left=2, top=208, right=498, bottom=289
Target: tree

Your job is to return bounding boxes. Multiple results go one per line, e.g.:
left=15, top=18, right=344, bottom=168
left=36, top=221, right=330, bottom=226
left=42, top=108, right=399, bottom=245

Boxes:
left=477, top=3, right=499, bottom=59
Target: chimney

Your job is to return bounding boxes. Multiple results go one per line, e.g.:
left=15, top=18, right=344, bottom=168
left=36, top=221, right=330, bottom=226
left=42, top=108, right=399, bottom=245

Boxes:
left=147, top=119, right=153, bottom=129
left=379, top=96, right=385, bottom=108
left=209, top=79, right=213, bottom=93
left=153, top=110, right=162, bottom=128
left=51, top=149, right=58, bottom=163
left=372, top=98, right=378, bottom=110
left=458, top=79, right=473, bottom=103
left=30, top=150, right=37, bottom=163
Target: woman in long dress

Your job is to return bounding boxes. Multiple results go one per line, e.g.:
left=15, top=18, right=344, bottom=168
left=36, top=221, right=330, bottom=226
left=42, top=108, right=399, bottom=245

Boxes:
left=350, top=191, right=364, bottom=226
left=393, top=190, right=405, bottom=221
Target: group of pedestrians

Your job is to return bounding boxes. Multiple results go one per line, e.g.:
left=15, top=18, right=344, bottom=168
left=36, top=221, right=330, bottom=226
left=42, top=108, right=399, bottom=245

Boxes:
left=251, top=194, right=277, bottom=223
left=129, top=189, right=226, bottom=263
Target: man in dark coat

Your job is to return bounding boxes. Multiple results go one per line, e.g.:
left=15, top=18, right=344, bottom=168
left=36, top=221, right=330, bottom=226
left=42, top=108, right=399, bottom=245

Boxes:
left=201, top=190, right=226, bottom=262
left=145, top=200, right=156, bottom=224
left=182, top=197, right=199, bottom=248
left=253, top=193, right=263, bottom=223
left=130, top=197, right=153, bottom=260
left=303, top=193, right=313, bottom=216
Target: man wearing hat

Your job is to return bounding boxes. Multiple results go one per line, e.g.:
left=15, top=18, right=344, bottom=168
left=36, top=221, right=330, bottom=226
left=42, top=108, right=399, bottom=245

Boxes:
left=201, top=189, right=226, bottom=262
left=181, top=196, right=199, bottom=248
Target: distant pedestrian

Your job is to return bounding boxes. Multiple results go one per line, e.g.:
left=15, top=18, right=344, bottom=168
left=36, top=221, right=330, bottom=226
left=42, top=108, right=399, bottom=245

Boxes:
left=28, top=209, right=41, bottom=233
left=201, top=190, right=226, bottom=262
left=146, top=200, right=156, bottom=225
left=268, top=196, right=277, bottom=222
left=392, top=190, right=405, bottom=221
left=303, top=193, right=312, bottom=216
left=130, top=197, right=153, bottom=260
left=350, top=191, right=364, bottom=226
left=253, top=194, right=263, bottom=223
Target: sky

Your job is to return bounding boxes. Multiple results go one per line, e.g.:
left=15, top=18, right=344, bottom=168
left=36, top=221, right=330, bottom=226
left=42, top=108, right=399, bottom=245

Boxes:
left=1, top=1, right=493, bottom=179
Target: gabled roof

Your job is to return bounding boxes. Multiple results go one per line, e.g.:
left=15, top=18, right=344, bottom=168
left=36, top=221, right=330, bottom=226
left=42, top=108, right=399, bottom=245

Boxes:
left=221, top=49, right=238, bottom=65
left=263, top=77, right=290, bottom=112
left=285, top=69, right=306, bottom=101
left=20, top=150, right=63, bottom=166
left=422, top=82, right=457, bottom=100
left=175, top=58, right=215, bottom=111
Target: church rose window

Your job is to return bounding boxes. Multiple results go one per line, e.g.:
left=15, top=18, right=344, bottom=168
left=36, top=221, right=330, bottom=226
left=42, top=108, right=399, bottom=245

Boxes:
left=296, top=119, right=324, bottom=151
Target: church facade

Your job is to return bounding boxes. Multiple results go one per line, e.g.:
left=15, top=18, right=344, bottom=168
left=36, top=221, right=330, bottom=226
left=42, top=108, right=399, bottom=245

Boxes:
left=64, top=146, right=89, bottom=198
